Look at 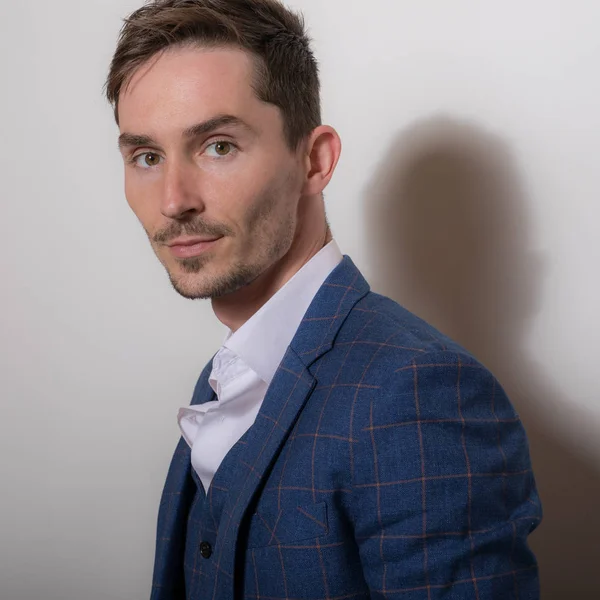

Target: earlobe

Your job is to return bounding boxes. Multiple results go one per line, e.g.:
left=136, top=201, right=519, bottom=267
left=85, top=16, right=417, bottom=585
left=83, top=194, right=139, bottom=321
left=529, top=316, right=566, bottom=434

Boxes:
left=302, top=125, right=342, bottom=196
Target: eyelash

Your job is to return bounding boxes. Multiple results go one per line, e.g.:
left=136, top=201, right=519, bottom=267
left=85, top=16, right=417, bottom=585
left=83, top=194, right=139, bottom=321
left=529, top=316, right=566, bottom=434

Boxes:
left=128, top=140, right=239, bottom=168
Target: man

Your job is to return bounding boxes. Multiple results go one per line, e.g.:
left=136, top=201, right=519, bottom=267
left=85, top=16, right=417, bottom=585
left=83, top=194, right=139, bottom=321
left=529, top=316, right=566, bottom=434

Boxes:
left=106, top=1, right=541, bottom=598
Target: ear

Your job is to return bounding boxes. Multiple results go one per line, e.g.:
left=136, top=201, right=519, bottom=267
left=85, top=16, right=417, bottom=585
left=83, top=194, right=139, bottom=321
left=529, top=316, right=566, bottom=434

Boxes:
left=301, top=125, right=342, bottom=196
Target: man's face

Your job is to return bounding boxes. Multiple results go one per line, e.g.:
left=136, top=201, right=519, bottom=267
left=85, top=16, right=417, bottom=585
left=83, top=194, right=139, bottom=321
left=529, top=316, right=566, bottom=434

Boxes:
left=117, top=46, right=305, bottom=299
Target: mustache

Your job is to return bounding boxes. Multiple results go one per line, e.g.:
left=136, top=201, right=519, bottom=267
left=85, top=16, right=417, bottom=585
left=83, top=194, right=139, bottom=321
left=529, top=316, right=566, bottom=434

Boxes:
left=152, top=218, right=233, bottom=244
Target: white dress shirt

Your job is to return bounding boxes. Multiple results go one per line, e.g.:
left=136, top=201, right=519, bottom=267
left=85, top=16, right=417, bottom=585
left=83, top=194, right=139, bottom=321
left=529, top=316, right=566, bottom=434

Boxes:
left=177, top=240, right=343, bottom=491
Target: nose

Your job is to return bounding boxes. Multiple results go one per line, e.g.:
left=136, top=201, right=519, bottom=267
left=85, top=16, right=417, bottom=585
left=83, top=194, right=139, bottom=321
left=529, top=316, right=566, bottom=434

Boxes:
left=160, top=159, right=205, bottom=220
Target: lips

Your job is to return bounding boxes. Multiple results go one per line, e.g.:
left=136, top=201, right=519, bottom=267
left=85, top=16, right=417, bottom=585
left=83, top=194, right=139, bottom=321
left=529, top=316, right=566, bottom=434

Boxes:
left=167, top=237, right=221, bottom=259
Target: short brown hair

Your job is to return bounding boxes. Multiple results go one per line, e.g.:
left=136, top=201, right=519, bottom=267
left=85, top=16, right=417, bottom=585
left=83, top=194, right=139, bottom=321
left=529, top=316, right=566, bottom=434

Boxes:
left=105, top=0, right=322, bottom=148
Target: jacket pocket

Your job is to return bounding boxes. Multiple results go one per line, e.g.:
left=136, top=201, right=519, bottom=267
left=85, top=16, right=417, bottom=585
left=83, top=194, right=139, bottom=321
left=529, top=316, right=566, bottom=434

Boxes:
left=247, top=502, right=328, bottom=548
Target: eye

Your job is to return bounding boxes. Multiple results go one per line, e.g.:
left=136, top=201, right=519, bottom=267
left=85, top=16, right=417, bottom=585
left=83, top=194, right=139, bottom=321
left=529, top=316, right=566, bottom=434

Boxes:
left=205, top=141, right=235, bottom=158
left=132, top=152, right=162, bottom=169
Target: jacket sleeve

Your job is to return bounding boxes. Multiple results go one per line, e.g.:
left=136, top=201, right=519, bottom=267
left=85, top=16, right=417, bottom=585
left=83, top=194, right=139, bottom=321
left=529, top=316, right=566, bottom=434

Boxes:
left=350, top=350, right=541, bottom=599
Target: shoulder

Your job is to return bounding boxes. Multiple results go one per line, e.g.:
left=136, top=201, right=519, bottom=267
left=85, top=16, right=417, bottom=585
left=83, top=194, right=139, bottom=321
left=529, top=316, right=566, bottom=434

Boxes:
left=322, top=290, right=515, bottom=420
left=342, top=290, right=458, bottom=352
left=332, top=290, right=481, bottom=379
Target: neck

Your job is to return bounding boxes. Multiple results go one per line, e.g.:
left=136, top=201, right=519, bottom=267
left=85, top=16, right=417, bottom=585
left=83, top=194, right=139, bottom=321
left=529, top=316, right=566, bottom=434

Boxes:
left=212, top=198, right=330, bottom=333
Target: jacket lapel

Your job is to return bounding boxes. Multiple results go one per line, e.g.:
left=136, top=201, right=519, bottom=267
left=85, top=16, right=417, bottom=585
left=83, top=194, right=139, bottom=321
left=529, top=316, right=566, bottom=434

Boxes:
left=191, top=357, right=217, bottom=407
left=151, top=361, right=215, bottom=597
left=290, top=256, right=371, bottom=368
left=213, top=256, right=370, bottom=595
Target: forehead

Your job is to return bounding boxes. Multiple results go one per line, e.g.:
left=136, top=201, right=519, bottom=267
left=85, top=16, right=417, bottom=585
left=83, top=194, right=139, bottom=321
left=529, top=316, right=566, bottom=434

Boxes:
left=117, top=46, right=269, bottom=134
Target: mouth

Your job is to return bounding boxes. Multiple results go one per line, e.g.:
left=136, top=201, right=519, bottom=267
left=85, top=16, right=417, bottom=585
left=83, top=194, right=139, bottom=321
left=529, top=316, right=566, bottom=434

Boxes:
left=166, top=236, right=222, bottom=259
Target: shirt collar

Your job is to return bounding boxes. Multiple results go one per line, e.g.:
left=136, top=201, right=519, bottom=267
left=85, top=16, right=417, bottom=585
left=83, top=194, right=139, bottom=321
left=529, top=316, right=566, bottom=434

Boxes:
left=222, top=240, right=343, bottom=385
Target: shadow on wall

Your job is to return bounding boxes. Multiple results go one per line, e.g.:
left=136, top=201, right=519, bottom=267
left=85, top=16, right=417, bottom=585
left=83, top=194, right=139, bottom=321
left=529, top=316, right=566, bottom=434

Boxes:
left=365, top=116, right=600, bottom=599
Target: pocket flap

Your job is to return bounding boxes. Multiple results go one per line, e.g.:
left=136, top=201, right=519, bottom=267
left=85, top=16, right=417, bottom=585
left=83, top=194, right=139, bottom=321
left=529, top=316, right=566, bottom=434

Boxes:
left=247, top=502, right=328, bottom=548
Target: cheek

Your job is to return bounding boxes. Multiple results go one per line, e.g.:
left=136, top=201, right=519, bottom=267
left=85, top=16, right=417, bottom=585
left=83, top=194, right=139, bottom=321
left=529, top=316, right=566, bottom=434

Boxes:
left=243, top=173, right=298, bottom=237
left=124, top=174, right=142, bottom=211
left=207, top=177, right=263, bottom=231
left=124, top=174, right=157, bottom=225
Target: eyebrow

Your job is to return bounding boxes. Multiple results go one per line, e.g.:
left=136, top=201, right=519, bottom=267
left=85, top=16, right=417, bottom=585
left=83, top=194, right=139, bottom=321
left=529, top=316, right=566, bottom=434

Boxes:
left=117, top=115, right=255, bottom=151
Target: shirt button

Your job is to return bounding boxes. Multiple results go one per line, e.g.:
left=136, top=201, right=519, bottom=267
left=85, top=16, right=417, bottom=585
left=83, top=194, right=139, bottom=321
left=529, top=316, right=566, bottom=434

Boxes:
left=200, top=541, right=212, bottom=559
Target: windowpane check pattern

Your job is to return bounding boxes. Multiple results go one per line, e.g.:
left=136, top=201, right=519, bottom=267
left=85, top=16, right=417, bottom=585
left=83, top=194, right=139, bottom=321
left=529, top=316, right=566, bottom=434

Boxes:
left=150, top=257, right=541, bottom=600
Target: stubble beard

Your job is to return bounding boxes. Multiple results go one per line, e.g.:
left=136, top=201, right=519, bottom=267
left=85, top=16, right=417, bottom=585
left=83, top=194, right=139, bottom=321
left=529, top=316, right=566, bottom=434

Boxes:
left=167, top=253, right=265, bottom=300
left=163, top=184, right=297, bottom=301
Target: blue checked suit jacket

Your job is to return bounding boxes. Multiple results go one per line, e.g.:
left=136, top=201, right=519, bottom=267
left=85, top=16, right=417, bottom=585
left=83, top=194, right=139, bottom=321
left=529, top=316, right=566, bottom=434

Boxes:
left=151, top=256, right=541, bottom=600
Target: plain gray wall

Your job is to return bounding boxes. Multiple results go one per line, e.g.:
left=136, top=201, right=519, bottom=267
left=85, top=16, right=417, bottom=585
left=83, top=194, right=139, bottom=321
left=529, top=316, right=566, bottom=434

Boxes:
left=1, top=1, right=599, bottom=598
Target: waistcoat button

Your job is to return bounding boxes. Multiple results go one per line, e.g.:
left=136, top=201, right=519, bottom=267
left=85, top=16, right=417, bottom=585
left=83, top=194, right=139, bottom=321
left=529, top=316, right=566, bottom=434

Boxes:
left=200, top=541, right=212, bottom=559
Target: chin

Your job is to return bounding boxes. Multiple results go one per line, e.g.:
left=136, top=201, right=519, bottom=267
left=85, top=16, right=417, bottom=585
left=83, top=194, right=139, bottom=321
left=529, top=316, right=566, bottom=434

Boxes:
left=165, top=266, right=234, bottom=300
left=169, top=257, right=266, bottom=301
left=168, top=271, right=212, bottom=300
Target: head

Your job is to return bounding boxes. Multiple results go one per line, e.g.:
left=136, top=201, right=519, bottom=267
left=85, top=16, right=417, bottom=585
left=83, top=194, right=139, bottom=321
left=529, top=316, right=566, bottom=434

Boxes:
left=105, top=0, right=340, bottom=300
